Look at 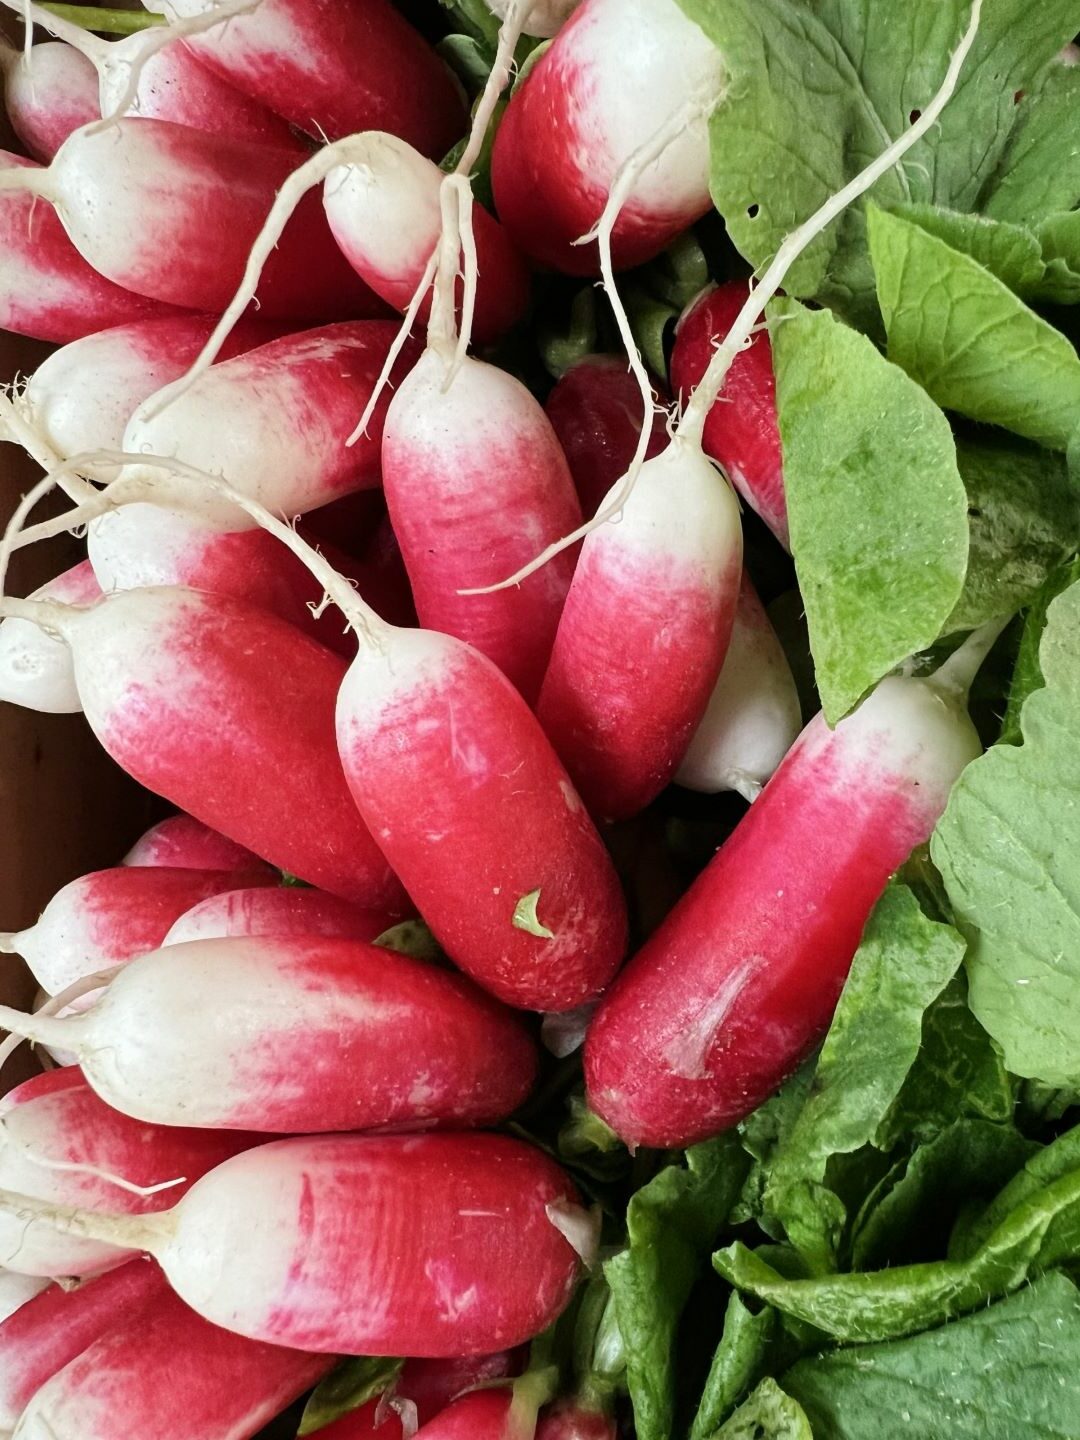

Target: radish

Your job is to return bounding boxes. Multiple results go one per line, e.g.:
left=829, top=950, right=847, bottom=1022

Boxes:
left=0, top=561, right=100, bottom=714
left=0, top=1260, right=167, bottom=1431
left=0, top=40, right=99, bottom=160
left=381, top=180, right=582, bottom=704
left=409, top=1390, right=526, bottom=1439
left=8, top=1, right=305, bottom=150
left=143, top=0, right=465, bottom=155
left=490, top=0, right=724, bottom=276
left=322, top=132, right=530, bottom=347
left=536, top=1404, right=616, bottom=1440
left=0, top=1272, right=48, bottom=1324
left=670, top=282, right=789, bottom=549
left=0, top=1068, right=252, bottom=1277
left=162, top=887, right=400, bottom=946
left=0, top=1133, right=587, bottom=1354
left=0, top=118, right=384, bottom=315
left=584, top=629, right=997, bottom=1148
left=0, top=863, right=274, bottom=998
left=15, top=1285, right=333, bottom=1440
left=544, top=355, right=670, bottom=517
left=0, top=584, right=407, bottom=907
left=0, top=149, right=180, bottom=343
left=675, top=572, right=802, bottom=801
left=123, top=814, right=266, bottom=874
left=0, top=934, right=538, bottom=1131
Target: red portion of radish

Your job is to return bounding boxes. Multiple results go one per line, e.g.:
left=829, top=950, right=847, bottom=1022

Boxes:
left=1, top=41, right=99, bottom=161
left=123, top=815, right=268, bottom=874
left=163, top=887, right=398, bottom=946
left=308, top=1353, right=521, bottom=1439
left=411, top=1389, right=516, bottom=1438
left=536, top=1403, right=618, bottom=1440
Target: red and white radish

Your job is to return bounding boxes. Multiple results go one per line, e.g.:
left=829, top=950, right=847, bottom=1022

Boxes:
left=144, top=0, right=465, bottom=155
left=0, top=561, right=100, bottom=714
left=312, top=1353, right=524, bottom=1440
left=381, top=181, right=581, bottom=703
left=0, top=119, right=383, bottom=316
left=0, top=1271, right=48, bottom=1324
left=15, top=1285, right=333, bottom=1440
left=0, top=149, right=179, bottom=343
left=123, top=814, right=266, bottom=874
left=536, top=1403, right=617, bottom=1440
left=0, top=39, right=98, bottom=161
left=323, top=132, right=530, bottom=347
left=0, top=936, right=538, bottom=1132
left=490, top=0, right=724, bottom=275
left=585, top=635, right=994, bottom=1148
left=675, top=572, right=801, bottom=800
left=0, top=1133, right=587, bottom=1354
left=0, top=585, right=406, bottom=907
left=162, top=887, right=399, bottom=946
left=671, top=282, right=788, bottom=548
left=409, top=1390, right=524, bottom=1439
left=0, top=1261, right=167, bottom=1431
left=544, top=355, right=670, bottom=517
left=0, top=863, right=273, bottom=998
left=0, top=1068, right=252, bottom=1277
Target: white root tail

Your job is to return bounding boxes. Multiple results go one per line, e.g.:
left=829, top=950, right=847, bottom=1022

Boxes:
left=0, top=1117, right=186, bottom=1199
left=0, top=1184, right=170, bottom=1253
left=0, top=965, right=123, bottom=1075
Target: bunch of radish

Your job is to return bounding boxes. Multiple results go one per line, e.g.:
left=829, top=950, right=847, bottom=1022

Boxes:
left=0, top=0, right=995, bottom=1434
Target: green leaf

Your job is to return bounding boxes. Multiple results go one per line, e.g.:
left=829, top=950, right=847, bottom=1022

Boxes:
left=731, top=1063, right=817, bottom=1234
left=512, top=890, right=555, bottom=939
left=1035, top=210, right=1080, bottom=303
left=676, top=0, right=1080, bottom=327
left=715, top=1165, right=1080, bottom=1344
left=38, top=3, right=164, bottom=32
left=771, top=298, right=968, bottom=722
left=1001, top=557, right=1080, bottom=743
left=373, top=919, right=445, bottom=963
left=892, top=204, right=1047, bottom=296
left=690, top=1295, right=777, bottom=1440
left=870, top=205, right=1080, bottom=450
left=711, top=1378, right=812, bottom=1440
left=606, top=1136, right=749, bottom=1440
left=298, top=1357, right=403, bottom=1436
left=783, top=1272, right=1080, bottom=1440
left=761, top=884, right=966, bottom=1271
left=952, top=1124, right=1080, bottom=1262
left=948, top=433, right=1080, bottom=632
left=983, top=65, right=1080, bottom=228
left=932, top=578, right=1080, bottom=1084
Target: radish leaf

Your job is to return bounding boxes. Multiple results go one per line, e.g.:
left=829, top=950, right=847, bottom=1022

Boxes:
left=690, top=1294, right=777, bottom=1439
left=711, top=1377, right=812, bottom=1438
left=513, top=890, right=556, bottom=939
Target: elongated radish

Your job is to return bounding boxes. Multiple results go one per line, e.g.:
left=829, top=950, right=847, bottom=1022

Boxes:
left=0, top=1272, right=48, bottom=1325
left=162, top=887, right=399, bottom=946
left=323, top=133, right=530, bottom=347
left=544, top=356, right=670, bottom=517
left=123, top=815, right=267, bottom=874
left=0, top=40, right=98, bottom=160
left=536, top=436, right=742, bottom=821
left=0, top=864, right=274, bottom=998
left=381, top=207, right=581, bottom=701
left=0, top=1133, right=586, bottom=1354
left=144, top=0, right=465, bottom=155
left=490, top=0, right=724, bottom=275
left=670, top=283, right=788, bottom=548
left=0, top=119, right=383, bottom=316
left=675, top=572, right=802, bottom=800
left=0, top=1068, right=252, bottom=1277
left=0, top=149, right=180, bottom=343
left=410, top=1390, right=521, bottom=1438
left=313, top=1353, right=524, bottom=1440
left=0, top=1261, right=167, bottom=1431
left=0, top=934, right=538, bottom=1131
left=585, top=635, right=995, bottom=1148
left=15, top=1285, right=333, bottom=1440
left=0, top=585, right=406, bottom=907
left=0, top=561, right=100, bottom=715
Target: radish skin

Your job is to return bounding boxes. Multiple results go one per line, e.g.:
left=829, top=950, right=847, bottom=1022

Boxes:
left=544, top=356, right=670, bottom=517
left=123, top=815, right=267, bottom=874
left=0, top=40, right=99, bottom=160
left=323, top=133, right=530, bottom=347
left=0, top=1261, right=167, bottom=1431
left=0, top=586, right=407, bottom=907
left=490, top=0, right=723, bottom=275
left=162, top=887, right=399, bottom=946
left=411, top=1390, right=520, bottom=1439
left=537, top=438, right=743, bottom=822
left=670, top=283, right=788, bottom=549
left=536, top=1404, right=616, bottom=1440
left=14, top=1284, right=333, bottom=1440
left=0, top=1069, right=252, bottom=1277
left=0, top=149, right=180, bottom=343
left=676, top=572, right=802, bottom=800
left=585, top=667, right=986, bottom=1147
left=0, top=561, right=100, bottom=714
left=0, top=864, right=274, bottom=998
left=0, top=119, right=384, bottom=316
left=0, top=1133, right=585, bottom=1355
left=146, top=0, right=465, bottom=155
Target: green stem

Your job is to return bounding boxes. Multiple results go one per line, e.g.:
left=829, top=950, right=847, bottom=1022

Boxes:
left=37, top=4, right=165, bottom=33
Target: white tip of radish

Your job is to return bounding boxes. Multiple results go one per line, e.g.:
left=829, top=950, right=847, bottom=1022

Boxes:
left=545, top=1200, right=600, bottom=1269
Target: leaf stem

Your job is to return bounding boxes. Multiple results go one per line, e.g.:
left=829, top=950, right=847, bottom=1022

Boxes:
left=37, top=4, right=164, bottom=33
